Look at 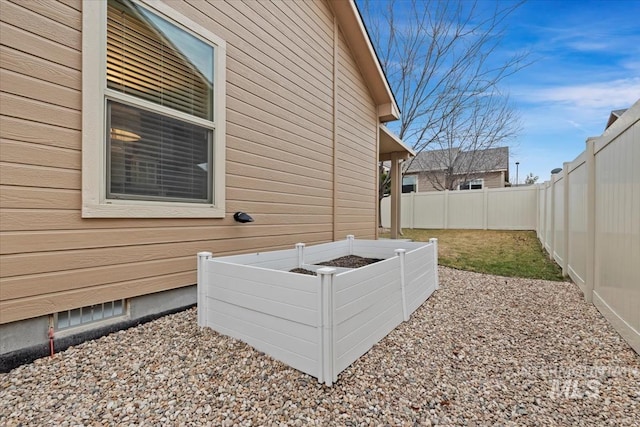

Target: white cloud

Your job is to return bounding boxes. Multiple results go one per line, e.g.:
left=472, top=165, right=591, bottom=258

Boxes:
left=567, top=120, right=588, bottom=133
left=564, top=41, right=610, bottom=52
left=525, top=78, right=640, bottom=109
left=620, top=59, right=640, bottom=73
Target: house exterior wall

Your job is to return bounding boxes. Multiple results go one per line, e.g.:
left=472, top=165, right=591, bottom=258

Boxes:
left=335, top=29, right=377, bottom=239
left=483, top=171, right=506, bottom=188
left=0, top=0, right=379, bottom=329
left=410, top=170, right=506, bottom=192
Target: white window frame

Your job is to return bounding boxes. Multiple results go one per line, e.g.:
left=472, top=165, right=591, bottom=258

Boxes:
left=458, top=178, right=484, bottom=190
left=82, top=0, right=226, bottom=218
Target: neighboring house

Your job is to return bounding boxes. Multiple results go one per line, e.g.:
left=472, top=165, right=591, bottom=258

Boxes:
left=0, top=0, right=412, bottom=366
left=402, top=146, right=510, bottom=192
left=605, top=108, right=628, bottom=130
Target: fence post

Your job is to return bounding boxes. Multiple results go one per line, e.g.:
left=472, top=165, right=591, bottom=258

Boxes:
left=346, top=234, right=354, bottom=255
left=584, top=138, right=596, bottom=303
left=395, top=249, right=408, bottom=321
left=317, top=267, right=336, bottom=386
left=562, top=162, right=570, bottom=276
left=545, top=182, right=550, bottom=250
left=540, top=183, right=546, bottom=246
left=429, top=238, right=439, bottom=289
left=295, top=243, right=305, bottom=268
left=197, top=251, right=213, bottom=327
left=549, top=176, right=556, bottom=260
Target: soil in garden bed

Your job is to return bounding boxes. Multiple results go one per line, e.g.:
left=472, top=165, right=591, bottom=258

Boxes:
left=290, top=255, right=384, bottom=275
left=290, top=268, right=317, bottom=276
left=318, top=255, right=384, bottom=268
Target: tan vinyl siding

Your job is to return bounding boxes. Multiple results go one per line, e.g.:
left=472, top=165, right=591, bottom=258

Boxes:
left=334, top=29, right=377, bottom=238
left=482, top=171, right=505, bottom=188
left=0, top=0, right=381, bottom=324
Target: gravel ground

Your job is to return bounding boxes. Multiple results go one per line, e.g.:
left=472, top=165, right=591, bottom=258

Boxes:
left=1, top=266, right=638, bottom=426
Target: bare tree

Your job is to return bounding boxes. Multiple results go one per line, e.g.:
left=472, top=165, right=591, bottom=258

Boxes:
left=362, top=0, right=529, bottom=197
left=524, top=172, right=539, bottom=185
left=420, top=89, right=521, bottom=190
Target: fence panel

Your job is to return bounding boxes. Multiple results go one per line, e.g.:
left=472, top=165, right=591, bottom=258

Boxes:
left=591, top=109, right=640, bottom=354
left=537, top=185, right=546, bottom=241
left=447, top=191, right=484, bottom=229
left=413, top=192, right=446, bottom=228
left=567, top=156, right=587, bottom=289
left=536, top=100, right=639, bottom=354
left=487, top=187, right=538, bottom=230
left=544, top=182, right=553, bottom=252
left=382, top=187, right=538, bottom=230
left=553, top=174, right=565, bottom=266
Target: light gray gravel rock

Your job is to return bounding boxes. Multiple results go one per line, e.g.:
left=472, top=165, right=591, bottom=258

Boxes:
left=1, top=266, right=638, bottom=426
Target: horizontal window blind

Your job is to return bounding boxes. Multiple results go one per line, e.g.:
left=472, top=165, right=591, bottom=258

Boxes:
left=107, top=0, right=213, bottom=120
left=108, top=101, right=211, bottom=202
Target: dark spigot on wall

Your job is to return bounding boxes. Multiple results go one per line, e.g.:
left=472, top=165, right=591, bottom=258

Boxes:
left=233, top=212, right=254, bottom=223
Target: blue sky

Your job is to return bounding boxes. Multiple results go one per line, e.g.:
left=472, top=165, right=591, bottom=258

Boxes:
left=502, top=0, right=640, bottom=183
left=360, top=0, right=640, bottom=184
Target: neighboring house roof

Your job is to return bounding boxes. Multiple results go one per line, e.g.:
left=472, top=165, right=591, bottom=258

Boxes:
left=605, top=108, right=628, bottom=130
left=405, top=147, right=509, bottom=175
left=329, top=0, right=400, bottom=122
left=405, top=148, right=461, bottom=172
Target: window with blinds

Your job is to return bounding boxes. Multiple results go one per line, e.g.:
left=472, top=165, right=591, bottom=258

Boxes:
left=105, top=0, right=215, bottom=202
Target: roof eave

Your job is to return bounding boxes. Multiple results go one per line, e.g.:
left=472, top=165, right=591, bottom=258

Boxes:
left=329, top=0, right=400, bottom=122
left=379, top=125, right=415, bottom=160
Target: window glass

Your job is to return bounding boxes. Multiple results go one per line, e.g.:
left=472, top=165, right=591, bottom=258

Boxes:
left=105, top=0, right=214, bottom=203
left=108, top=101, right=211, bottom=202
left=107, top=0, right=213, bottom=119
left=402, top=175, right=417, bottom=193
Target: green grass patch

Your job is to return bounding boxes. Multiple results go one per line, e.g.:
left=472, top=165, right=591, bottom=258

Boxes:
left=381, top=229, right=565, bottom=281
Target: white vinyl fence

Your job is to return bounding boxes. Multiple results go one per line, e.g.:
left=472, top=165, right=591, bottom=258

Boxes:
left=197, top=236, right=439, bottom=385
left=381, top=186, right=539, bottom=230
left=537, top=101, right=640, bottom=354
left=381, top=100, right=639, bottom=354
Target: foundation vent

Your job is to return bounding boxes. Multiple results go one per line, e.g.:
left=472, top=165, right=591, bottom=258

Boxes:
left=56, top=300, right=127, bottom=330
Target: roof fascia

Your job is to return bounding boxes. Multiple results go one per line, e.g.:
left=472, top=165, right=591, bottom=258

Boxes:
left=379, top=125, right=415, bottom=160
left=328, top=0, right=400, bottom=122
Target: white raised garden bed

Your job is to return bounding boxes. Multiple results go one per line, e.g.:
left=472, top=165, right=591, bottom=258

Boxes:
left=197, top=235, right=438, bottom=386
